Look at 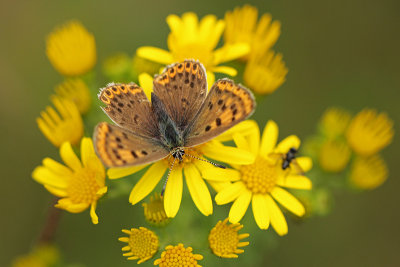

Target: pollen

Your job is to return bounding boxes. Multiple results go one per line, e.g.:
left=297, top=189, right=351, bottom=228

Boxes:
left=118, top=227, right=159, bottom=264
left=154, top=243, right=203, bottom=267
left=67, top=170, right=101, bottom=204
left=142, top=193, right=170, bottom=227
left=208, top=218, right=249, bottom=258
left=240, top=156, right=280, bottom=194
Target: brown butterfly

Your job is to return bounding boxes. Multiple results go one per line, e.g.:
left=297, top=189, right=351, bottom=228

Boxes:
left=93, top=60, right=255, bottom=191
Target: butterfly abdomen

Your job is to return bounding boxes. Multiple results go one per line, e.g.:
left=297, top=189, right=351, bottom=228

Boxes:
left=151, top=92, right=184, bottom=149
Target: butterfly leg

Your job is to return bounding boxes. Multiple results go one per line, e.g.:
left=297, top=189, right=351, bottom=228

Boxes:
left=161, top=157, right=177, bottom=196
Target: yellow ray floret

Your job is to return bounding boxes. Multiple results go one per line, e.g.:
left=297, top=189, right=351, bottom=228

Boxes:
left=37, top=96, right=83, bottom=147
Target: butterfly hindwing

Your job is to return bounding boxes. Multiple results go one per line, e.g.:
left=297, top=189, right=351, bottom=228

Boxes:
left=153, top=60, right=208, bottom=131
left=99, top=83, right=159, bottom=138
left=94, top=122, right=169, bottom=167
left=185, top=78, right=256, bottom=147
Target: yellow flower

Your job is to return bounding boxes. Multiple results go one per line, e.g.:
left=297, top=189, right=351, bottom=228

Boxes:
left=119, top=227, right=159, bottom=264
left=142, top=193, right=170, bottom=226
left=32, top=138, right=107, bottom=224
left=346, top=109, right=394, bottom=156
left=208, top=218, right=249, bottom=258
left=318, top=140, right=351, bottom=172
left=37, top=96, right=84, bottom=147
left=46, top=20, right=96, bottom=76
left=154, top=243, right=203, bottom=267
left=213, top=120, right=312, bottom=236
left=12, top=245, right=60, bottom=267
left=319, top=107, right=351, bottom=139
left=137, top=12, right=250, bottom=86
left=349, top=155, right=388, bottom=190
left=55, top=78, right=91, bottom=114
left=224, top=4, right=281, bottom=61
left=243, top=51, right=288, bottom=94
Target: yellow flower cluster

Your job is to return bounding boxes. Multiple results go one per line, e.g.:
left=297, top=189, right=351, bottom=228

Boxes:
left=224, top=5, right=287, bottom=94
left=314, top=107, right=393, bottom=190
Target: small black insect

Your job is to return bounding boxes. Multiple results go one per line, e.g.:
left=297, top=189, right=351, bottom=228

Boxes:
left=269, top=147, right=304, bottom=175
left=282, top=147, right=298, bottom=170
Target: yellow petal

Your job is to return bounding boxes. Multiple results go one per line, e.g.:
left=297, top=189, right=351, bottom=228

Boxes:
left=138, top=73, right=154, bottom=100
left=201, top=167, right=240, bottom=181
left=217, top=120, right=259, bottom=142
left=211, top=66, right=237, bottom=76
left=164, top=168, right=183, bottom=218
left=60, top=141, right=82, bottom=171
left=213, top=43, right=250, bottom=65
left=229, top=189, right=252, bottom=223
left=136, top=46, right=173, bottom=65
left=295, top=157, right=313, bottom=172
left=184, top=165, right=213, bottom=216
left=108, top=164, right=148, bottom=179
left=252, top=194, right=270, bottom=229
left=44, top=185, right=67, bottom=197
left=166, top=14, right=182, bottom=34
left=80, top=137, right=94, bottom=167
left=129, top=162, right=166, bottom=205
left=276, top=175, right=312, bottom=190
left=232, top=132, right=250, bottom=151
left=275, top=135, right=300, bottom=154
left=260, top=120, right=279, bottom=156
left=202, top=141, right=256, bottom=165
left=32, top=166, right=68, bottom=189
left=271, top=187, right=305, bottom=217
left=42, top=157, right=72, bottom=176
left=265, top=195, right=288, bottom=236
left=90, top=202, right=99, bottom=224
left=206, top=71, right=215, bottom=89
left=55, top=198, right=88, bottom=213
left=215, top=181, right=246, bottom=205
left=207, top=181, right=231, bottom=193
left=96, top=186, right=108, bottom=197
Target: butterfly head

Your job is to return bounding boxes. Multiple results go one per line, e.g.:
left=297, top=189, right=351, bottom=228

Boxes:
left=171, top=147, right=185, bottom=162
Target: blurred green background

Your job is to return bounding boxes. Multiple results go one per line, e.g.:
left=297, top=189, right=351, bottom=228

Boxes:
left=1, top=0, right=399, bottom=266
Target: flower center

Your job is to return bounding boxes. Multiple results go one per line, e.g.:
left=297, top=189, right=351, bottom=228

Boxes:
left=240, top=156, right=280, bottom=194
left=67, top=169, right=101, bottom=204
left=154, top=243, right=203, bottom=266
left=128, top=228, right=159, bottom=260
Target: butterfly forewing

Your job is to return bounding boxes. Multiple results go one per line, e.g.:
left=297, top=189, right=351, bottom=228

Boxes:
left=94, top=122, right=169, bottom=167
left=153, top=60, right=208, bottom=131
left=185, top=78, right=255, bottom=147
left=99, top=83, right=159, bottom=138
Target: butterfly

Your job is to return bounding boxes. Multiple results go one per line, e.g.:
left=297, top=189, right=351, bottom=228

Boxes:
left=93, top=60, right=255, bottom=178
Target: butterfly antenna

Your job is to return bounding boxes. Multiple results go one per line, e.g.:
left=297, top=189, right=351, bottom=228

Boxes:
left=161, top=158, right=177, bottom=196
left=186, top=154, right=226, bottom=169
